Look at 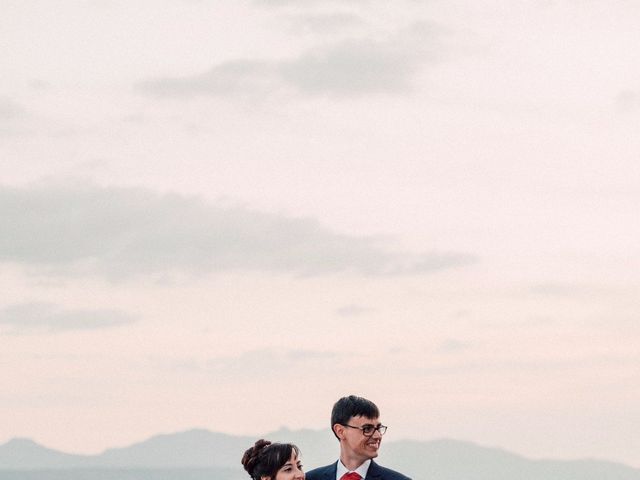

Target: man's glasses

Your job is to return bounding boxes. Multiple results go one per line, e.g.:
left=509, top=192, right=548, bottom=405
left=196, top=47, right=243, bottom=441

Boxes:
left=340, top=424, right=387, bottom=437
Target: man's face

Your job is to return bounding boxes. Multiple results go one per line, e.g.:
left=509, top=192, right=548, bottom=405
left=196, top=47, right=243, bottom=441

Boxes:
left=338, top=415, right=382, bottom=464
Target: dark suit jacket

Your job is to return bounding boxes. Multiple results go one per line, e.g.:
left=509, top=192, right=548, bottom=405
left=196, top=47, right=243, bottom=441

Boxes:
left=306, top=460, right=411, bottom=480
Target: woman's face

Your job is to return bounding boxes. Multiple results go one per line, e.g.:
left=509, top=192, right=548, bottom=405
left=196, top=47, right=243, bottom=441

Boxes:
left=272, top=450, right=304, bottom=480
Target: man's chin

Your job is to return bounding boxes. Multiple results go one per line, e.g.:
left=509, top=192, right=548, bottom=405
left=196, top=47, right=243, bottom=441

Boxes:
left=366, top=448, right=379, bottom=458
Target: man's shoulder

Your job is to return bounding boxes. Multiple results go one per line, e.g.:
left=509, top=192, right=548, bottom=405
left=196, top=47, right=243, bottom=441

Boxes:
left=369, top=461, right=412, bottom=480
left=305, top=460, right=411, bottom=480
left=305, top=462, right=336, bottom=480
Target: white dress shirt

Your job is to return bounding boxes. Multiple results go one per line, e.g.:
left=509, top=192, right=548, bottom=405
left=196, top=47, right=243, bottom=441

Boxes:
left=336, top=459, right=371, bottom=480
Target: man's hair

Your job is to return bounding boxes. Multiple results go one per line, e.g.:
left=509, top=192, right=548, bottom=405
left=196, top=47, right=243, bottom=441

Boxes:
left=331, top=395, right=380, bottom=439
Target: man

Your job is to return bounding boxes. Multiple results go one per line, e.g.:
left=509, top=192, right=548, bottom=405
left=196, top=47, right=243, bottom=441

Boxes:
left=306, top=395, right=411, bottom=480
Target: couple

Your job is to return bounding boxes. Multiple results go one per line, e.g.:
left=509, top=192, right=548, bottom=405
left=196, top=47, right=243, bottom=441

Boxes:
left=241, top=395, right=411, bottom=480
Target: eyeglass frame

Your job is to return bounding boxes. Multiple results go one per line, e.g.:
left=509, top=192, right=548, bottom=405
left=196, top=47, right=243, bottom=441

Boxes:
left=339, top=423, right=388, bottom=437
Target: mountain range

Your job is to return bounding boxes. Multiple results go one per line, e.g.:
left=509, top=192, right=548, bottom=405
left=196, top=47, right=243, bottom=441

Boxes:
left=1, top=428, right=639, bottom=480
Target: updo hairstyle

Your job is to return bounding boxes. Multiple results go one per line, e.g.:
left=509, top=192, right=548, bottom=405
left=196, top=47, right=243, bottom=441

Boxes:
left=241, top=439, right=300, bottom=480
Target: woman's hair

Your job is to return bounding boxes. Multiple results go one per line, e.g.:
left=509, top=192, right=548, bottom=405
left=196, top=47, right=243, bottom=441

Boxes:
left=241, top=439, right=300, bottom=480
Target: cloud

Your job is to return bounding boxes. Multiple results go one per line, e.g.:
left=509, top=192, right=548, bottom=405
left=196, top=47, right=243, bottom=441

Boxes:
left=0, top=183, right=475, bottom=279
left=288, top=13, right=366, bottom=35
left=437, top=338, right=471, bottom=354
left=413, top=354, right=640, bottom=377
left=335, top=304, right=373, bottom=317
left=252, top=0, right=370, bottom=7
left=0, top=98, right=26, bottom=121
left=0, top=98, right=29, bottom=136
left=205, top=348, right=342, bottom=379
left=0, top=302, right=136, bottom=334
left=614, top=90, right=640, bottom=113
left=279, top=38, right=418, bottom=95
left=529, top=283, right=611, bottom=297
left=136, top=22, right=441, bottom=98
left=136, top=60, right=276, bottom=98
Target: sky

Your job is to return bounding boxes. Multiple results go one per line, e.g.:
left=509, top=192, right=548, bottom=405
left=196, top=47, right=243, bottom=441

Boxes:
left=1, top=0, right=640, bottom=469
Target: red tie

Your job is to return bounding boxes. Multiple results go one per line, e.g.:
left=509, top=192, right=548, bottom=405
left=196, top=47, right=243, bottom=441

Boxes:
left=340, top=473, right=361, bottom=480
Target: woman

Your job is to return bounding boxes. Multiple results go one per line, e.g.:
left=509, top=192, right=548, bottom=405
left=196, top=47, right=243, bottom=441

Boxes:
left=241, top=439, right=305, bottom=480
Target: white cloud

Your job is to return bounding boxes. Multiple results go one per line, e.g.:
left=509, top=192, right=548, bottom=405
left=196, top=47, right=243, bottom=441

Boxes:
left=614, top=90, right=640, bottom=114
left=288, top=12, right=365, bottom=35
left=335, top=304, right=373, bottom=317
left=0, top=183, right=475, bottom=279
left=204, top=348, right=342, bottom=378
left=136, top=22, right=441, bottom=98
left=437, top=338, right=471, bottom=354
left=0, top=98, right=26, bottom=121
left=529, top=283, right=616, bottom=297
left=0, top=98, right=30, bottom=137
left=279, top=38, right=417, bottom=95
left=0, top=302, right=136, bottom=334
left=252, top=0, right=370, bottom=7
left=135, top=60, right=276, bottom=98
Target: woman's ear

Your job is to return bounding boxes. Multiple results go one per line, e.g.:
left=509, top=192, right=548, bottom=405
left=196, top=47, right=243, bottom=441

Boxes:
left=261, top=476, right=271, bottom=480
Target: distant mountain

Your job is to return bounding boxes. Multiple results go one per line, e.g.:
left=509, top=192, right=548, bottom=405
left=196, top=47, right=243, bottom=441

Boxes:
left=1, top=429, right=639, bottom=480
left=0, top=468, right=243, bottom=480
left=95, top=429, right=253, bottom=468
left=0, top=438, right=92, bottom=469
left=0, top=430, right=253, bottom=470
left=383, top=439, right=640, bottom=480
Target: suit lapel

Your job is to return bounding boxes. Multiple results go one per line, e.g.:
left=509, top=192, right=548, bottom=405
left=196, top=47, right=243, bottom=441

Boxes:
left=324, top=461, right=338, bottom=480
left=365, top=460, right=382, bottom=480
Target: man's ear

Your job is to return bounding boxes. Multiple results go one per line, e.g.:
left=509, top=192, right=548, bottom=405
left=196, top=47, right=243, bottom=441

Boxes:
left=333, top=423, right=345, bottom=440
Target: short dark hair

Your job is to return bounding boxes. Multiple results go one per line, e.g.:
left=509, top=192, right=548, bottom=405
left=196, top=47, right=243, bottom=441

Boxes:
left=331, top=395, right=380, bottom=439
left=241, top=439, right=300, bottom=480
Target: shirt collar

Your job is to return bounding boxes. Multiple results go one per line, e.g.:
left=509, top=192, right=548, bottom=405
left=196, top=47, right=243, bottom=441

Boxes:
left=336, top=458, right=371, bottom=480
